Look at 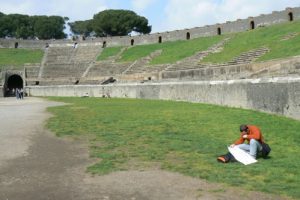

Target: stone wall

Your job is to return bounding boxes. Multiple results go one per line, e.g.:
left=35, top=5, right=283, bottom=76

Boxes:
left=1, top=7, right=299, bottom=48
left=26, top=77, right=300, bottom=120
left=161, top=56, right=300, bottom=81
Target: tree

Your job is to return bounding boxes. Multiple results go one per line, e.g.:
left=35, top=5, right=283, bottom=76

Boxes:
left=0, top=13, right=67, bottom=39
left=68, top=20, right=93, bottom=37
left=33, top=15, right=67, bottom=39
left=12, top=14, right=34, bottom=39
left=92, top=9, right=151, bottom=36
left=0, top=14, right=13, bottom=38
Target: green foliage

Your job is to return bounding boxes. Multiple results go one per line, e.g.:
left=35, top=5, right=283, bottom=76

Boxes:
left=97, top=46, right=123, bottom=61
left=47, top=97, right=300, bottom=199
left=202, top=20, right=300, bottom=63
left=0, top=13, right=67, bottom=39
left=118, top=36, right=225, bottom=64
left=33, top=15, right=67, bottom=39
left=92, top=9, right=151, bottom=36
left=68, top=20, right=93, bottom=37
left=0, top=48, right=43, bottom=68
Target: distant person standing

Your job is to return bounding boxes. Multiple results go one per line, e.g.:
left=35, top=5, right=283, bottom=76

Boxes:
left=20, top=88, right=24, bottom=99
left=15, top=88, right=19, bottom=99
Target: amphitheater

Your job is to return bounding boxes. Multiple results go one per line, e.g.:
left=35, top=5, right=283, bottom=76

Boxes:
left=1, top=7, right=300, bottom=120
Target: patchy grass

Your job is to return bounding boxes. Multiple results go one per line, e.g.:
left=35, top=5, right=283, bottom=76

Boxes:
left=118, top=36, right=225, bottom=64
left=0, top=48, right=43, bottom=68
left=97, top=46, right=123, bottom=61
left=96, top=21, right=300, bottom=66
left=47, top=97, right=300, bottom=199
left=202, top=20, right=300, bottom=64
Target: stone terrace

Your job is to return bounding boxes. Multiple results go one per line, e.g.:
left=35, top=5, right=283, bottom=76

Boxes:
left=36, top=44, right=103, bottom=85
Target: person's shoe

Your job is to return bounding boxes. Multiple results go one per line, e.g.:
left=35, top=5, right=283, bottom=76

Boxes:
left=217, top=156, right=226, bottom=163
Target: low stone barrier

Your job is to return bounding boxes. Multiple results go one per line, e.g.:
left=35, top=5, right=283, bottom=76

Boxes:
left=26, top=77, right=300, bottom=120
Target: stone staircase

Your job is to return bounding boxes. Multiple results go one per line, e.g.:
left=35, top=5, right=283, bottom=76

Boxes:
left=281, top=32, right=299, bottom=41
left=164, top=37, right=231, bottom=72
left=123, top=50, right=165, bottom=75
left=198, top=47, right=270, bottom=68
left=227, top=47, right=270, bottom=65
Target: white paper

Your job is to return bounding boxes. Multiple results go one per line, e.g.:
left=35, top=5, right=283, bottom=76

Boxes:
left=228, top=146, right=257, bottom=165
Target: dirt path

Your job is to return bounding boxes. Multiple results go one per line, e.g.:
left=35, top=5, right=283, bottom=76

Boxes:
left=0, top=97, right=289, bottom=200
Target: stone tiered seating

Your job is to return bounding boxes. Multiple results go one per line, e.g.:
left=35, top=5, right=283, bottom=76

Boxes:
left=42, top=63, right=89, bottom=79
left=161, top=63, right=254, bottom=81
left=86, top=61, right=131, bottom=77
left=164, top=38, right=231, bottom=72
left=25, top=64, right=40, bottom=79
left=123, top=50, right=168, bottom=75
left=71, top=45, right=102, bottom=63
left=250, top=61, right=300, bottom=78
left=227, top=47, right=270, bottom=65
left=197, top=47, right=270, bottom=68
left=124, top=64, right=167, bottom=75
left=281, top=32, right=299, bottom=41
left=38, top=78, right=76, bottom=86
left=40, top=45, right=103, bottom=84
left=78, top=79, right=106, bottom=85
left=45, top=47, right=74, bottom=64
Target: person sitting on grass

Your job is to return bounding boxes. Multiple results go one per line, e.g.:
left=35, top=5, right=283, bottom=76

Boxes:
left=217, top=124, right=267, bottom=163
left=230, top=124, right=264, bottom=159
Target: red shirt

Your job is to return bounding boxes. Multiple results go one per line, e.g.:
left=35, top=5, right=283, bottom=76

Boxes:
left=234, top=125, right=264, bottom=145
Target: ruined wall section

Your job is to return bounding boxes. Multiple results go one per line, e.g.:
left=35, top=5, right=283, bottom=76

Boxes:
left=0, top=7, right=299, bottom=48
left=26, top=77, right=300, bottom=120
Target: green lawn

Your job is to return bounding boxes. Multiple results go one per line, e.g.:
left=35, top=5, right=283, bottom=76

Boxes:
left=1, top=21, right=299, bottom=68
left=0, top=48, right=43, bottom=68
left=97, top=46, right=123, bottom=61
left=97, top=20, right=300, bottom=65
left=46, top=97, right=300, bottom=199
left=99, top=36, right=225, bottom=64
left=202, top=20, right=300, bottom=64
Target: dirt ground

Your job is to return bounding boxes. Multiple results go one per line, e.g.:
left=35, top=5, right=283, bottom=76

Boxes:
left=0, top=97, right=290, bottom=200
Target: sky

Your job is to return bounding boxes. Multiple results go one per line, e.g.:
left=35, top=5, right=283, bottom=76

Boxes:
left=1, top=0, right=300, bottom=35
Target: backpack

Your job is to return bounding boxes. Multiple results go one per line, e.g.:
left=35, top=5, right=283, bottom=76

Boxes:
left=261, top=142, right=271, bottom=158
left=217, top=152, right=236, bottom=163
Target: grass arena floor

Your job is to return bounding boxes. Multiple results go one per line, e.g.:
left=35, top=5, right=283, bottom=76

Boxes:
left=46, top=97, right=300, bottom=199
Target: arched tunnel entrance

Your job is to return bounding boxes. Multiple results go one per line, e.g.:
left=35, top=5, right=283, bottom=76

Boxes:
left=5, top=74, right=23, bottom=97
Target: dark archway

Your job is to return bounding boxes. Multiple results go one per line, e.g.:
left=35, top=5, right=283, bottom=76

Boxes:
left=14, top=42, right=18, bottom=48
left=186, top=32, right=190, bottom=40
left=5, top=74, right=23, bottom=97
left=158, top=36, right=162, bottom=43
left=217, top=27, right=222, bottom=35
left=288, top=12, right=294, bottom=21
left=131, top=39, right=134, bottom=46
left=250, top=21, right=255, bottom=30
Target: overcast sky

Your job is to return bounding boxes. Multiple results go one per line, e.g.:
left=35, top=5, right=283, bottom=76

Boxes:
left=1, top=0, right=300, bottom=35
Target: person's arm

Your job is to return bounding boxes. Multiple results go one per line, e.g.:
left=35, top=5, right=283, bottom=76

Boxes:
left=234, top=137, right=245, bottom=145
left=230, top=134, right=245, bottom=147
left=247, top=127, right=261, bottom=140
